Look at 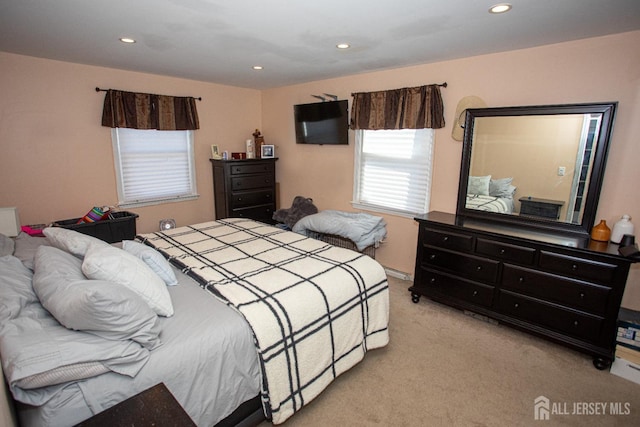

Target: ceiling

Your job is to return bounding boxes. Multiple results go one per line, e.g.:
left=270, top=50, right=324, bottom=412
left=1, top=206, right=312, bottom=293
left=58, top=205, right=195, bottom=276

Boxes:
left=1, top=0, right=639, bottom=90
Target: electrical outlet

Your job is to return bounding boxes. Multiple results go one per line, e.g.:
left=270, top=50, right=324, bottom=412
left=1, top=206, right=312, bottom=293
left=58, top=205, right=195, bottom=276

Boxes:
left=558, top=166, right=566, bottom=176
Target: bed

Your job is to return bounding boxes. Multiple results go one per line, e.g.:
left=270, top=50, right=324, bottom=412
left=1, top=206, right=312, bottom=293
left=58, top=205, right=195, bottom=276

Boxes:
left=0, top=218, right=389, bottom=426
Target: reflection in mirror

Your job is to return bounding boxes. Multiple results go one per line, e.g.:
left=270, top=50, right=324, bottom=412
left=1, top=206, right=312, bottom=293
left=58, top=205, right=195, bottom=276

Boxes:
left=457, top=103, right=617, bottom=236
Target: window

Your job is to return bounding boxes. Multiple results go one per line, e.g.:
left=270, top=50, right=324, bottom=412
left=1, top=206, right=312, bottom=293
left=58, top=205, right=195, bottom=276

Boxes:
left=112, top=128, right=198, bottom=208
left=353, top=128, right=435, bottom=217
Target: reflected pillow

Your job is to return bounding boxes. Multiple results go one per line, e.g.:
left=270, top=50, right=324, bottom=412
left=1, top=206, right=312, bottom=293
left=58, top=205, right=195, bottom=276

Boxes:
left=468, top=175, right=491, bottom=196
left=489, top=177, right=514, bottom=198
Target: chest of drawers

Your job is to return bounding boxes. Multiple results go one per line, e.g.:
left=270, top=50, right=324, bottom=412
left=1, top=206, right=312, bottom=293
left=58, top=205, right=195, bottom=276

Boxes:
left=211, top=158, right=277, bottom=223
left=410, top=211, right=632, bottom=369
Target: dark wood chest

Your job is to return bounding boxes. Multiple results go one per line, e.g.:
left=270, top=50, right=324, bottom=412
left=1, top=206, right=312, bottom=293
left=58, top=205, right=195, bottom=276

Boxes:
left=211, top=158, right=277, bottom=223
left=410, top=211, right=632, bottom=369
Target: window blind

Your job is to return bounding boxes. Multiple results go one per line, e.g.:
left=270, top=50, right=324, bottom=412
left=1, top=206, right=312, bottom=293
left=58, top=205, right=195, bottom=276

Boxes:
left=112, top=128, right=197, bottom=207
left=354, top=128, right=434, bottom=216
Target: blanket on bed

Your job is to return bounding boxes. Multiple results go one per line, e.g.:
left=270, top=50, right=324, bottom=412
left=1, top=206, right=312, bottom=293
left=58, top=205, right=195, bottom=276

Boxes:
left=466, top=194, right=513, bottom=213
left=292, top=210, right=387, bottom=251
left=137, top=218, right=389, bottom=424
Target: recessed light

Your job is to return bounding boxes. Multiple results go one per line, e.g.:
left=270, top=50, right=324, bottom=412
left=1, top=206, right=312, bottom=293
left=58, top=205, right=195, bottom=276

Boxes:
left=119, top=37, right=136, bottom=44
left=489, top=3, right=512, bottom=14
left=336, top=43, right=350, bottom=49
left=252, top=65, right=263, bottom=70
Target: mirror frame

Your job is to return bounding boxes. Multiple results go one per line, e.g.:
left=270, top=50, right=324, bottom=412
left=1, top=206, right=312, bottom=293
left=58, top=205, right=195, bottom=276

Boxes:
left=456, top=102, right=617, bottom=237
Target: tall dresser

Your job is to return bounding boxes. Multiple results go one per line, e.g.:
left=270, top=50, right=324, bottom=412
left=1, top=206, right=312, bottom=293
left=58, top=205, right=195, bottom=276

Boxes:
left=410, top=211, right=633, bottom=369
left=211, top=158, right=277, bottom=223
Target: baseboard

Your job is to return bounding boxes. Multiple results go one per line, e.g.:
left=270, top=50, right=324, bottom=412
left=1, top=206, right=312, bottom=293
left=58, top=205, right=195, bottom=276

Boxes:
left=384, top=267, right=412, bottom=281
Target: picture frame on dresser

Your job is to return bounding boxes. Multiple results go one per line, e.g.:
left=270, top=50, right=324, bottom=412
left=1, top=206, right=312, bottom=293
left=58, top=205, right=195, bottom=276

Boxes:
left=261, top=144, right=275, bottom=158
left=210, top=144, right=221, bottom=160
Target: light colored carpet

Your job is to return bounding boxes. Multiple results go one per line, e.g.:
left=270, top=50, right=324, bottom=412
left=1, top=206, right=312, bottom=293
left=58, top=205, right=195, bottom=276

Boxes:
left=260, top=276, right=640, bottom=426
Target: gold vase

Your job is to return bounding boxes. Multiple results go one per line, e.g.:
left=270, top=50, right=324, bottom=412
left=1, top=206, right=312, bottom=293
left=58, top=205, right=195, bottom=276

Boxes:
left=590, top=220, right=611, bottom=242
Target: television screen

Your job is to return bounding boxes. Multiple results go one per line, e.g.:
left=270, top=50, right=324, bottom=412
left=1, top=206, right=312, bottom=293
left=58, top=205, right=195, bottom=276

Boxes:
left=294, top=100, right=349, bottom=145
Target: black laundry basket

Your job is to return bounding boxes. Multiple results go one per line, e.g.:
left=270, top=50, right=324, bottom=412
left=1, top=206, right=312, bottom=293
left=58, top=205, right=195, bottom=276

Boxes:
left=52, top=211, right=139, bottom=243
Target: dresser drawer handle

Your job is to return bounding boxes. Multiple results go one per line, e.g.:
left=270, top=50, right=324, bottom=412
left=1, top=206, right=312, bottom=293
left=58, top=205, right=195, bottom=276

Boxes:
left=579, top=292, right=585, bottom=299
left=519, top=277, right=525, bottom=283
left=571, top=264, right=578, bottom=271
left=472, top=290, right=478, bottom=297
left=429, top=254, right=436, bottom=260
left=514, top=303, right=519, bottom=309
left=442, top=236, right=449, bottom=242
left=476, top=265, right=482, bottom=271
left=430, top=278, right=436, bottom=284
left=499, top=249, right=506, bottom=255
left=573, top=320, right=580, bottom=327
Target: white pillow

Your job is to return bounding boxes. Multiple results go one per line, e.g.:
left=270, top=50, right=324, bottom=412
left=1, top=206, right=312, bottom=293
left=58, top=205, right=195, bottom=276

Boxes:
left=467, top=175, right=491, bottom=196
left=43, top=227, right=109, bottom=258
left=122, top=240, right=178, bottom=286
left=82, top=245, right=174, bottom=317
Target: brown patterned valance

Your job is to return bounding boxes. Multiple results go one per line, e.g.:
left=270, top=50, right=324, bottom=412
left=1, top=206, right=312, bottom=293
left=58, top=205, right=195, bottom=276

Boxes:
left=101, top=89, right=200, bottom=130
left=350, top=84, right=445, bottom=130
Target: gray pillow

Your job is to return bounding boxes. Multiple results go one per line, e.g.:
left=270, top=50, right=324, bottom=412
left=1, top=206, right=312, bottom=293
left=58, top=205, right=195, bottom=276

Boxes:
left=468, top=175, right=491, bottom=196
left=0, top=233, right=14, bottom=256
left=0, top=255, right=38, bottom=318
left=122, top=240, right=178, bottom=286
left=489, top=177, right=514, bottom=198
left=0, top=253, right=149, bottom=393
left=33, top=246, right=161, bottom=350
left=42, top=227, right=108, bottom=258
left=13, top=232, right=50, bottom=270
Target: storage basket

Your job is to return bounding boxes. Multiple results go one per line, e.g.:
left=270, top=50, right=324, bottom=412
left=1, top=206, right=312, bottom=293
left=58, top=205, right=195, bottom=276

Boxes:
left=308, top=231, right=376, bottom=258
left=52, top=211, right=138, bottom=243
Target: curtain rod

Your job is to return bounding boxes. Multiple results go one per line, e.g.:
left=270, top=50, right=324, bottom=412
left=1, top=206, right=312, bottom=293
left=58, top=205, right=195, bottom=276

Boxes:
left=95, top=87, right=202, bottom=101
left=350, top=82, right=447, bottom=96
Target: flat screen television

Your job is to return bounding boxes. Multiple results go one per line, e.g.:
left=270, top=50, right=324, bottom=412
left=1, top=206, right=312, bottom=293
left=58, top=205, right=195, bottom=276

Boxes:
left=294, top=100, right=349, bottom=145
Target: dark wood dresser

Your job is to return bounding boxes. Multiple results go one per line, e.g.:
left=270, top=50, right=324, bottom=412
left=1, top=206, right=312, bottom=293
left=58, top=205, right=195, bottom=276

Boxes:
left=211, top=158, right=277, bottom=223
left=410, top=211, right=632, bottom=369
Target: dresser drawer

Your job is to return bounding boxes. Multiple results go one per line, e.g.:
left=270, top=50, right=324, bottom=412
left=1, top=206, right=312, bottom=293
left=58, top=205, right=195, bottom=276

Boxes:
left=476, top=238, right=536, bottom=265
left=230, top=190, right=274, bottom=209
left=230, top=162, right=275, bottom=175
left=496, top=290, right=604, bottom=342
left=421, top=246, right=499, bottom=283
left=421, top=227, right=474, bottom=252
left=538, top=251, right=617, bottom=284
left=502, top=264, right=610, bottom=315
left=231, top=174, right=274, bottom=191
left=417, top=267, right=494, bottom=308
left=231, top=204, right=275, bottom=222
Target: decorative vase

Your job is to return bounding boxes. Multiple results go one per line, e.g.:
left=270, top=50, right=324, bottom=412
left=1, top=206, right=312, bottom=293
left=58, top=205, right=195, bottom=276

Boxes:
left=610, top=214, right=634, bottom=244
left=590, top=219, right=611, bottom=242
left=246, top=139, right=255, bottom=159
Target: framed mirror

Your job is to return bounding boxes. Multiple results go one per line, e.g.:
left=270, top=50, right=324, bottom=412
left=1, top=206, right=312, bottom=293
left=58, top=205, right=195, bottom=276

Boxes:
left=456, top=102, right=617, bottom=236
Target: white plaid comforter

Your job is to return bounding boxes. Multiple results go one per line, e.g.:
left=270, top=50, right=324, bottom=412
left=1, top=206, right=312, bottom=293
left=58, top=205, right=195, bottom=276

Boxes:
left=137, top=218, right=389, bottom=424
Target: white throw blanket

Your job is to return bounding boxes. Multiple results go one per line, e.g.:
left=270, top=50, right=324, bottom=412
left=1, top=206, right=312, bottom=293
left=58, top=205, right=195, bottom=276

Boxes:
left=138, top=218, right=389, bottom=424
left=292, top=210, right=387, bottom=251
